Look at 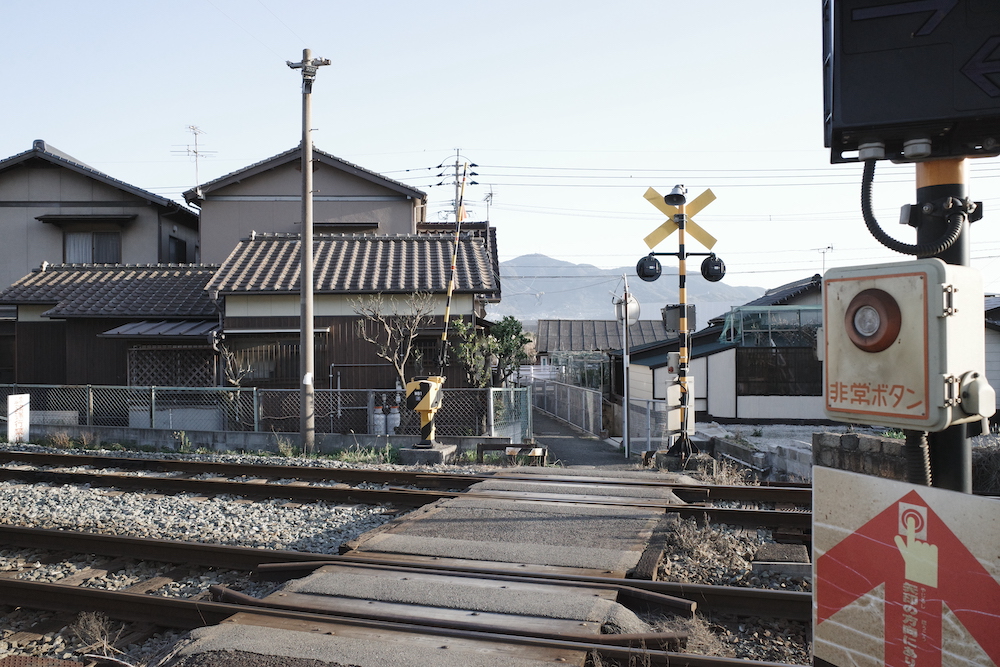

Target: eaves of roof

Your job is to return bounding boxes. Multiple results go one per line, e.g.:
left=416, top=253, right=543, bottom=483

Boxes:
left=0, top=264, right=220, bottom=319
left=0, top=141, right=198, bottom=227
left=742, top=274, right=822, bottom=308
left=183, top=146, right=426, bottom=205
left=207, top=233, right=498, bottom=297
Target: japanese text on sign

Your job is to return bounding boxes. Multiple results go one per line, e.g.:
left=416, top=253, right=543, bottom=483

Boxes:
left=828, top=381, right=922, bottom=412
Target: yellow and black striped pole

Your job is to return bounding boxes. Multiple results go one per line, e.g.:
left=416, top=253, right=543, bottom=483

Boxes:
left=407, top=163, right=468, bottom=449
left=673, top=201, right=694, bottom=458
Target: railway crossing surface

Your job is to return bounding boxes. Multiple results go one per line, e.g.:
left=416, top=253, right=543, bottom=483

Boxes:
left=152, top=421, right=699, bottom=666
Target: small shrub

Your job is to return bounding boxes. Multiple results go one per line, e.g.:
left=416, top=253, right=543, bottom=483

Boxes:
left=173, top=430, right=193, bottom=454
left=880, top=428, right=905, bottom=439
left=47, top=431, right=73, bottom=449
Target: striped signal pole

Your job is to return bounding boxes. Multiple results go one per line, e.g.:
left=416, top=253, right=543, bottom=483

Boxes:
left=642, top=185, right=719, bottom=460
left=668, top=187, right=694, bottom=458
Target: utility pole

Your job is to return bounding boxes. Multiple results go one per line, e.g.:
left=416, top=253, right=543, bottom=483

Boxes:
left=288, top=48, right=330, bottom=454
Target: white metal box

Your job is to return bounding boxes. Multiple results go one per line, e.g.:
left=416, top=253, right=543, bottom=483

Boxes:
left=823, top=258, right=993, bottom=431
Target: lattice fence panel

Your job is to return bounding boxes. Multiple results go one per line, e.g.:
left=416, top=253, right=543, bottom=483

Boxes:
left=129, top=347, right=216, bottom=387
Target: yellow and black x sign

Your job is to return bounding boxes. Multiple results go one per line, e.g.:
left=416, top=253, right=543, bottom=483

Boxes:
left=642, top=187, right=717, bottom=250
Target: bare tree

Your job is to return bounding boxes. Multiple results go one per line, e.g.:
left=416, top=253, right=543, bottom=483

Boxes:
left=219, top=342, right=253, bottom=386
left=352, top=292, right=435, bottom=387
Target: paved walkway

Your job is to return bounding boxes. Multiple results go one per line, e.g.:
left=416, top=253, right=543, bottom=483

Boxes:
left=531, top=409, right=644, bottom=470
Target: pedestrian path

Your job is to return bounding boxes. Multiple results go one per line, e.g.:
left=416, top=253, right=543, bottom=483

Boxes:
left=530, top=409, right=644, bottom=470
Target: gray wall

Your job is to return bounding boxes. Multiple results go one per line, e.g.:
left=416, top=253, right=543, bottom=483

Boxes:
left=199, top=161, right=421, bottom=263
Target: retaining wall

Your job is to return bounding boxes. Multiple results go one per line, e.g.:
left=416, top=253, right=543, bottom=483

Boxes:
left=24, top=423, right=511, bottom=456
left=810, top=431, right=907, bottom=481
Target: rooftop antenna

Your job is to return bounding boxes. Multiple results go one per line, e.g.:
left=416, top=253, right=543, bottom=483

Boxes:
left=815, top=244, right=834, bottom=273
left=172, top=125, right=216, bottom=188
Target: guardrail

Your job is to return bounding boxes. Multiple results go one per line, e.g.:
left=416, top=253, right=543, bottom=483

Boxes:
left=526, top=379, right=603, bottom=437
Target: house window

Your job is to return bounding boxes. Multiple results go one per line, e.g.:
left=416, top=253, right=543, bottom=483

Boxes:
left=168, top=236, right=187, bottom=263
left=65, top=231, right=121, bottom=264
left=736, top=347, right=822, bottom=396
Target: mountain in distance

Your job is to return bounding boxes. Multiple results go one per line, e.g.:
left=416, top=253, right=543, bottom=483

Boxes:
left=485, top=254, right=767, bottom=329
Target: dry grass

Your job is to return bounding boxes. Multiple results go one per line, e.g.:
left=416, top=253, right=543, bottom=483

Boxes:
left=70, top=611, right=131, bottom=662
left=586, top=615, right=733, bottom=666
left=686, top=454, right=759, bottom=486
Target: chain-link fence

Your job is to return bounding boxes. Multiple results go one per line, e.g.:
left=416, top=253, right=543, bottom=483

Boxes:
left=528, top=379, right=603, bottom=437
left=627, top=397, right=690, bottom=452
left=0, top=384, right=530, bottom=442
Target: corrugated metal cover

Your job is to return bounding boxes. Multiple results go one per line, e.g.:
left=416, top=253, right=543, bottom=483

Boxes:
left=101, top=320, right=218, bottom=338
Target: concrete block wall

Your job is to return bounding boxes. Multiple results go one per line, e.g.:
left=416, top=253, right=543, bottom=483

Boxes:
left=25, top=423, right=510, bottom=456
left=811, top=431, right=907, bottom=481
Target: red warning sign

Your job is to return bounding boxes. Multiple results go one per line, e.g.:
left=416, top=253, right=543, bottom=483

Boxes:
left=814, top=467, right=1000, bottom=666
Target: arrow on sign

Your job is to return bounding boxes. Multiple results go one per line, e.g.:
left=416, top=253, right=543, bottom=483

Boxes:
left=962, top=36, right=1000, bottom=98
left=817, top=489, right=1000, bottom=665
left=642, top=187, right=717, bottom=250
left=852, top=0, right=957, bottom=37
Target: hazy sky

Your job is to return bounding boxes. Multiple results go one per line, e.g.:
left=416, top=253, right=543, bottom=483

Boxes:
left=3, top=1, right=999, bottom=291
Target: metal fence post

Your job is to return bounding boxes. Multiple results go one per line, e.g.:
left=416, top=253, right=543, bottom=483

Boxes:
left=646, top=399, right=652, bottom=452
left=86, top=385, right=93, bottom=427
left=149, top=386, right=156, bottom=429
left=253, top=387, right=260, bottom=432
left=526, top=386, right=533, bottom=442
left=486, top=388, right=495, bottom=437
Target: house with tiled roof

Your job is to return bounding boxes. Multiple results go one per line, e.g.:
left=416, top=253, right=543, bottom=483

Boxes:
left=207, top=232, right=499, bottom=389
left=183, top=146, right=428, bottom=264
left=0, top=264, right=220, bottom=385
left=0, top=140, right=199, bottom=290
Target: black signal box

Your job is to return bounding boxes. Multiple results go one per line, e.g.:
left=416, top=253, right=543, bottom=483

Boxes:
left=824, top=0, right=1000, bottom=163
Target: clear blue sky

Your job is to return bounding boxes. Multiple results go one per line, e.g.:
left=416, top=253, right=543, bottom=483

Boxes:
left=3, top=0, right=999, bottom=291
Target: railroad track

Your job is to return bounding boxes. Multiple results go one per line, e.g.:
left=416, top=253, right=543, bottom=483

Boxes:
left=0, top=451, right=812, bottom=533
left=0, top=525, right=808, bottom=667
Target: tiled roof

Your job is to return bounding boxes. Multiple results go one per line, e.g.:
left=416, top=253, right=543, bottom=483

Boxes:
left=535, top=319, right=672, bottom=354
left=207, top=233, right=499, bottom=296
left=184, top=146, right=426, bottom=204
left=0, top=264, right=220, bottom=319
left=740, top=274, right=822, bottom=308
left=0, top=141, right=197, bottom=223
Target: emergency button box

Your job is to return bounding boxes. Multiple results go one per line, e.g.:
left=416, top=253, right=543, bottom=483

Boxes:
left=823, top=258, right=992, bottom=432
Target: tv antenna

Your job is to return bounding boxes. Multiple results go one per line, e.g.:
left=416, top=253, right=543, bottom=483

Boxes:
left=172, top=125, right=216, bottom=188
left=814, top=244, right=834, bottom=273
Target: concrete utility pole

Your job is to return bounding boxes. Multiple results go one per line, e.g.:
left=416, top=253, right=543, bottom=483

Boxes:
left=288, top=48, right=330, bottom=454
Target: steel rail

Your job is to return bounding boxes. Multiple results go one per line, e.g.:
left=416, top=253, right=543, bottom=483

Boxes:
left=0, top=466, right=812, bottom=530
left=0, top=466, right=449, bottom=507
left=0, top=524, right=334, bottom=571
left=0, top=450, right=813, bottom=504
left=257, top=555, right=813, bottom=622
left=0, top=524, right=811, bottom=622
left=0, top=450, right=482, bottom=489
left=0, top=578, right=795, bottom=667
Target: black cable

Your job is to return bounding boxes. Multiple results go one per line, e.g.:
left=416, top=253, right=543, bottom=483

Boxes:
left=861, top=159, right=964, bottom=257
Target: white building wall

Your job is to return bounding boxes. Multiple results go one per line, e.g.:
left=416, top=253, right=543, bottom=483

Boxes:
left=735, top=395, right=826, bottom=420
left=707, top=348, right=737, bottom=418
left=629, top=364, right=654, bottom=401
